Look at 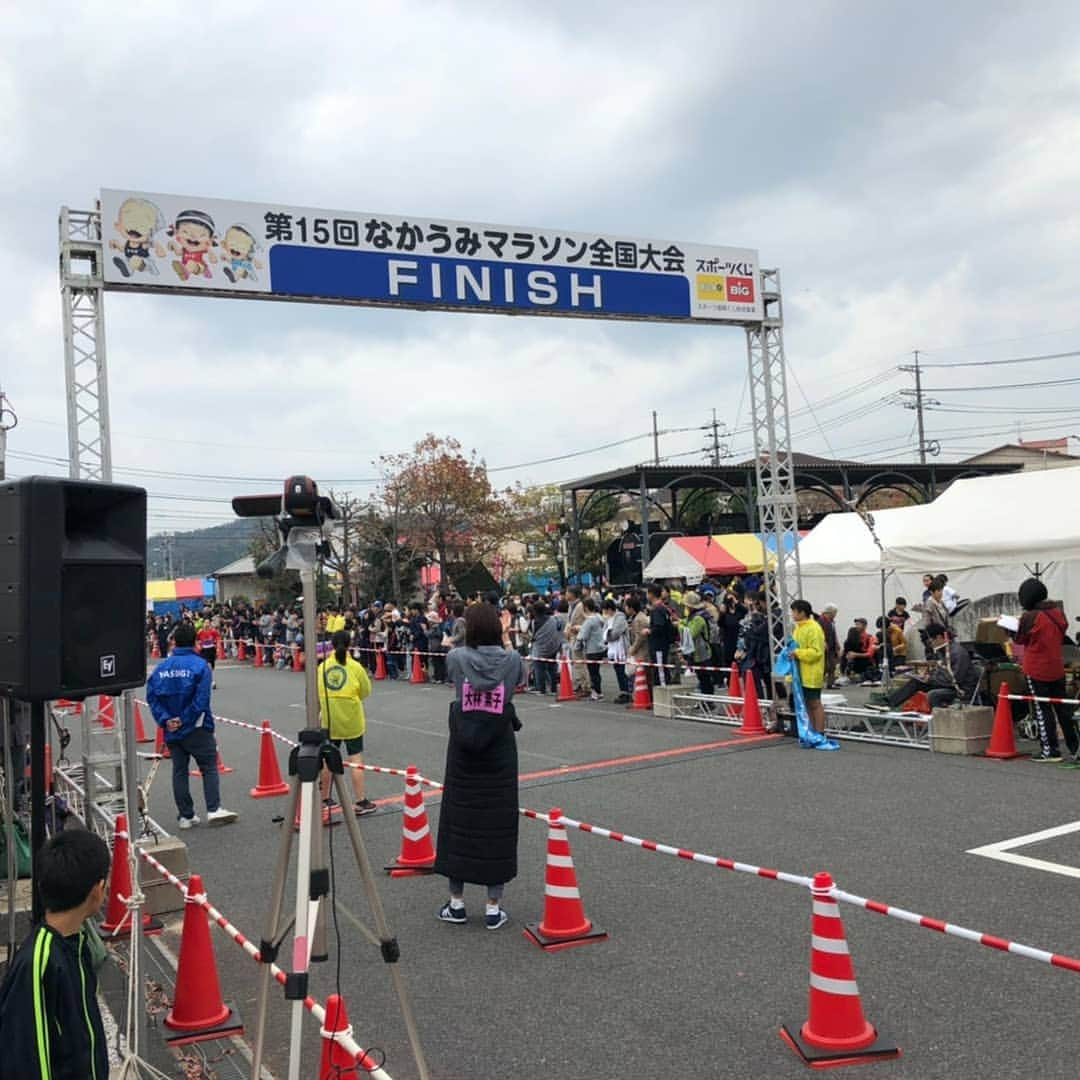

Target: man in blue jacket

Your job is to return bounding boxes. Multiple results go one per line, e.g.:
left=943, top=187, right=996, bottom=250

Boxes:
left=147, top=621, right=237, bottom=829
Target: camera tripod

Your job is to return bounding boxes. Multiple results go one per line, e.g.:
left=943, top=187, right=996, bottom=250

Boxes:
left=237, top=516, right=428, bottom=1080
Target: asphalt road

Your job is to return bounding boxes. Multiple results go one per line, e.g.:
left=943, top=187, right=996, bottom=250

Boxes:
left=130, top=659, right=1080, bottom=1079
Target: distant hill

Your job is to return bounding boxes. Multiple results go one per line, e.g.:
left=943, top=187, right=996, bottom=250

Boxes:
left=147, top=518, right=263, bottom=579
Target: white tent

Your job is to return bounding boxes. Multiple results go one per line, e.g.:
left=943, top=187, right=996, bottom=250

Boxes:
left=798, top=465, right=1080, bottom=636
left=883, top=465, right=1080, bottom=570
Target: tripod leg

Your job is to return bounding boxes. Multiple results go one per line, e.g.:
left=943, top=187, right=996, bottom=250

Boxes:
left=287, top=778, right=320, bottom=1080
left=250, top=779, right=300, bottom=1080
left=331, top=773, right=432, bottom=1080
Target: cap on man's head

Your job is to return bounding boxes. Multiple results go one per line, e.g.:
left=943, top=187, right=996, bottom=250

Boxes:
left=854, top=617, right=868, bottom=626
left=822, top=603, right=838, bottom=615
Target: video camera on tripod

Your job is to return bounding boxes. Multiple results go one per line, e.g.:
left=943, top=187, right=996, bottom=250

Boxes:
left=233, top=475, right=339, bottom=579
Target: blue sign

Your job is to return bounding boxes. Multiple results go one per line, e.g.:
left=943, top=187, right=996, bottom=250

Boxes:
left=101, top=189, right=763, bottom=325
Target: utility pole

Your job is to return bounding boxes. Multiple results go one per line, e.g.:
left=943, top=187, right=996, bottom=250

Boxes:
left=704, top=408, right=727, bottom=467
left=0, top=387, right=15, bottom=482
left=899, top=349, right=929, bottom=463
left=651, top=410, right=660, bottom=466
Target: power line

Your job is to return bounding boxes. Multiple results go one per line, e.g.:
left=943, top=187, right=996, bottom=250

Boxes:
left=921, top=372, right=1080, bottom=392
left=917, top=347, right=1080, bottom=368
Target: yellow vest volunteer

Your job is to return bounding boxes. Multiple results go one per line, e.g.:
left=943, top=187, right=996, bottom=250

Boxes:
left=326, top=613, right=346, bottom=634
left=792, top=618, right=826, bottom=690
left=317, top=654, right=372, bottom=740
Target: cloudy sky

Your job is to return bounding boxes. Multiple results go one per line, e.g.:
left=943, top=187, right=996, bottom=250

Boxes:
left=3, top=1, right=1079, bottom=535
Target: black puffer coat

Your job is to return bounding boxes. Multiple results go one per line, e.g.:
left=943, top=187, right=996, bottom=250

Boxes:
left=434, top=701, right=519, bottom=884
left=434, top=646, right=522, bottom=886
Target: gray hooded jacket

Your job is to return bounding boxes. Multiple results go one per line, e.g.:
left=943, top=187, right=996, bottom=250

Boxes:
left=446, top=645, right=523, bottom=704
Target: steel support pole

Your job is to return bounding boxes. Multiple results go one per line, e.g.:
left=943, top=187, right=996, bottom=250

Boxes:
left=745, top=269, right=801, bottom=661
left=60, top=206, right=112, bottom=482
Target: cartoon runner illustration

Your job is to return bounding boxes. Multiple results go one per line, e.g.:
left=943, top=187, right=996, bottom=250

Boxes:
left=221, top=225, right=264, bottom=283
left=167, top=209, right=218, bottom=281
left=109, top=197, right=166, bottom=278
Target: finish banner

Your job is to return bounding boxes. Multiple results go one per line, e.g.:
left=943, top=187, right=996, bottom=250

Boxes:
left=100, top=189, right=763, bottom=325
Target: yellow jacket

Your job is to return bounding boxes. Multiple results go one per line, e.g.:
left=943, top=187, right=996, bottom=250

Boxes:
left=326, top=614, right=346, bottom=634
left=317, top=654, right=372, bottom=739
left=792, top=618, right=826, bottom=690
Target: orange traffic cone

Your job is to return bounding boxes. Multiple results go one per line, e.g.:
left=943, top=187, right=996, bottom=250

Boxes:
left=293, top=646, right=305, bottom=673
left=410, top=650, right=427, bottom=684
left=192, top=748, right=235, bottom=778
left=164, top=874, right=243, bottom=1045
left=985, top=682, right=1022, bottom=759
left=629, top=663, right=652, bottom=711
left=557, top=656, right=576, bottom=702
left=237, top=637, right=247, bottom=661
left=524, top=807, right=607, bottom=952
left=151, top=637, right=161, bottom=659
left=385, top=765, right=435, bottom=876
left=97, top=695, right=115, bottom=730
left=781, top=872, right=899, bottom=1067
left=154, top=723, right=171, bottom=759
left=319, top=994, right=362, bottom=1078
left=133, top=701, right=153, bottom=744
left=253, top=641, right=264, bottom=668
left=374, top=649, right=387, bottom=681
left=727, top=664, right=744, bottom=719
left=736, top=671, right=766, bottom=736
left=100, top=814, right=162, bottom=937
left=250, top=721, right=290, bottom=798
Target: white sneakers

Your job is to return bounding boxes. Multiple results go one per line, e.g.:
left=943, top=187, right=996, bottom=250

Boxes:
left=179, top=808, right=238, bottom=829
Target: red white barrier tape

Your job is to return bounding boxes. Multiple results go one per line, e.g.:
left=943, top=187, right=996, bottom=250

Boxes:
left=159, top=634, right=741, bottom=676
left=519, top=808, right=814, bottom=887
left=1006, top=693, right=1080, bottom=707
left=830, top=886, right=1080, bottom=975
left=142, top=710, right=1080, bottom=978
left=137, top=847, right=392, bottom=1077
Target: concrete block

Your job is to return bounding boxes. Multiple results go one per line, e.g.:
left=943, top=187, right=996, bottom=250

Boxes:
left=929, top=705, right=994, bottom=755
left=651, top=684, right=677, bottom=718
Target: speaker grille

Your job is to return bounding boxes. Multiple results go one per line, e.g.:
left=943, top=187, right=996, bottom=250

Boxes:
left=61, top=564, right=146, bottom=692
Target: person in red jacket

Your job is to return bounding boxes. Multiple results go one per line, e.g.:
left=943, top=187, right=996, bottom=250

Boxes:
left=195, top=618, right=222, bottom=690
left=1016, top=578, right=1077, bottom=763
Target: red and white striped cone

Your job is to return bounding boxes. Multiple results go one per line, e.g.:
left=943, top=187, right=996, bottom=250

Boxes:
left=557, top=656, right=576, bottom=702
left=780, top=872, right=899, bottom=1067
left=237, top=637, right=247, bottom=661
left=253, top=642, right=264, bottom=668
left=319, top=994, right=361, bottom=1078
left=524, top=807, right=607, bottom=952
left=727, top=664, right=744, bottom=719
left=100, top=814, right=162, bottom=937
left=410, top=649, right=427, bottom=684
left=385, top=765, right=436, bottom=875
left=164, top=874, right=244, bottom=1045
left=249, top=721, right=289, bottom=798
left=132, top=701, right=153, bottom=743
left=736, top=670, right=766, bottom=736
left=985, top=681, right=1021, bottom=759
left=96, top=695, right=116, bottom=730
left=629, top=663, right=652, bottom=711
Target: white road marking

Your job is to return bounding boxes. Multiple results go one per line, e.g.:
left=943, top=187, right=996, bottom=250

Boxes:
left=967, top=820, right=1080, bottom=880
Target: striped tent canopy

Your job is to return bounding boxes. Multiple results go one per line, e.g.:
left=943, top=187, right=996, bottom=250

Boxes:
left=643, top=532, right=802, bottom=584
left=145, top=578, right=217, bottom=603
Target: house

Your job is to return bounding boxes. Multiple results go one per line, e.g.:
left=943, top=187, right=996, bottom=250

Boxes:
left=961, top=439, right=1078, bottom=472
left=210, top=556, right=263, bottom=604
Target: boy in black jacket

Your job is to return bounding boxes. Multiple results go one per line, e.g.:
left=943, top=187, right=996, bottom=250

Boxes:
left=0, top=827, right=111, bottom=1079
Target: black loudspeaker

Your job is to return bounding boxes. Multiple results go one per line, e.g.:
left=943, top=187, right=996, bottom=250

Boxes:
left=0, top=477, right=147, bottom=701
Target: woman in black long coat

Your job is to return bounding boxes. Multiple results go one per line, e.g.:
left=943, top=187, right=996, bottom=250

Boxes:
left=435, top=602, right=523, bottom=930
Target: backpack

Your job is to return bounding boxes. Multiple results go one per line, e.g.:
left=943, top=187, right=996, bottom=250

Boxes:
left=704, top=611, right=721, bottom=646
left=680, top=624, right=696, bottom=657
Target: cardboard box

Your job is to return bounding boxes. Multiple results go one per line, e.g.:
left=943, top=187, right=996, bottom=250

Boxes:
left=136, top=836, right=189, bottom=916
left=929, top=705, right=994, bottom=755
